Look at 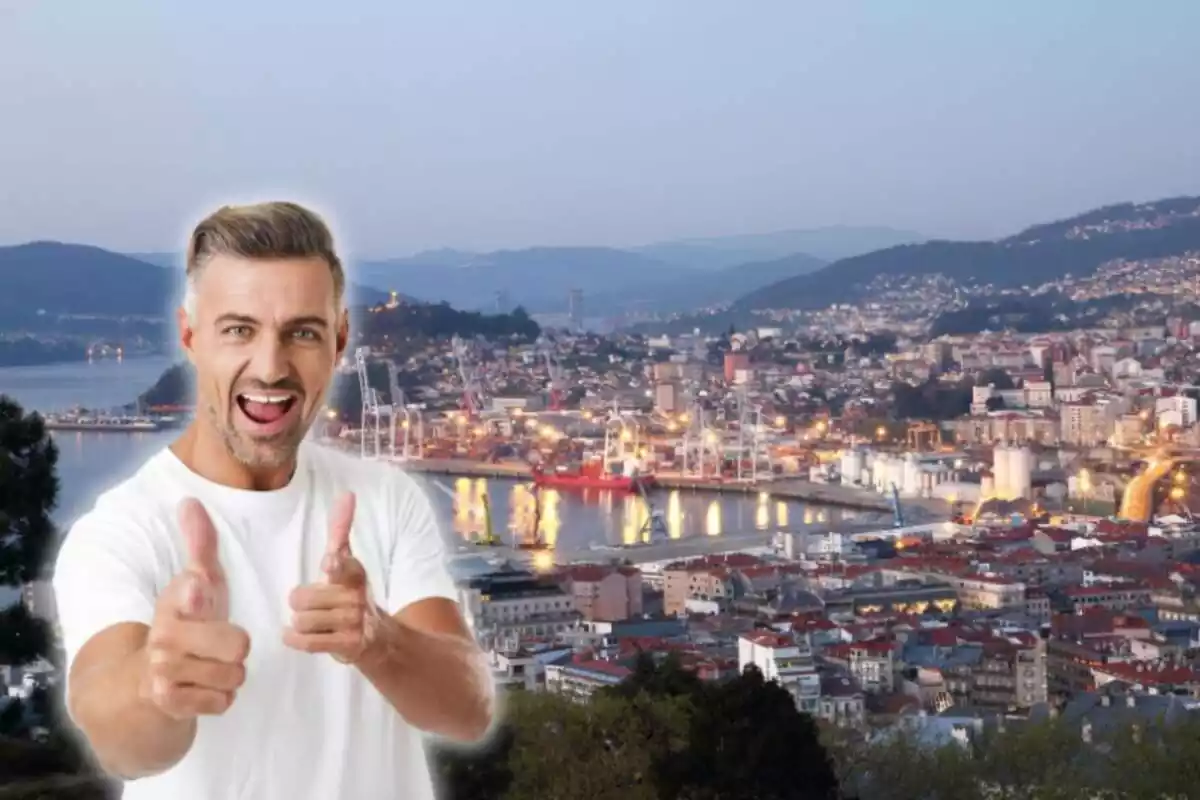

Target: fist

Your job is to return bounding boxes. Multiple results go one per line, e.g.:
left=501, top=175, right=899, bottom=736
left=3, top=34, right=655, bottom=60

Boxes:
left=284, top=492, right=378, bottom=664
left=138, top=498, right=251, bottom=719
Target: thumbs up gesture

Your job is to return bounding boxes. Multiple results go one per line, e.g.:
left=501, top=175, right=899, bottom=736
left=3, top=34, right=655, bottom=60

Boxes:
left=138, top=499, right=251, bottom=719
left=284, top=492, right=377, bottom=664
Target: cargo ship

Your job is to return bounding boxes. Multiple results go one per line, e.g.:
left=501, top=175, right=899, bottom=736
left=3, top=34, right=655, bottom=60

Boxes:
left=532, top=459, right=654, bottom=493
left=42, top=413, right=162, bottom=432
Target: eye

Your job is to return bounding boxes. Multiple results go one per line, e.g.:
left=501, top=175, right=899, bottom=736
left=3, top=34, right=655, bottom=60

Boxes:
left=223, top=325, right=252, bottom=338
left=293, top=329, right=321, bottom=341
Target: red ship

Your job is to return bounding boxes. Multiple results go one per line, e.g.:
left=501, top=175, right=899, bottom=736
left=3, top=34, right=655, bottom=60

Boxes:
left=532, top=459, right=654, bottom=493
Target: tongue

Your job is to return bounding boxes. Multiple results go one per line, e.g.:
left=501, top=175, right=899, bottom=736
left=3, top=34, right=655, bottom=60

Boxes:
left=244, top=400, right=288, bottom=424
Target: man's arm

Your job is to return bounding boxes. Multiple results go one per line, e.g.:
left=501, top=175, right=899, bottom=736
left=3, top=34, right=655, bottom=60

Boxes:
left=357, top=598, right=495, bottom=743
left=55, top=500, right=249, bottom=778
left=66, top=623, right=198, bottom=779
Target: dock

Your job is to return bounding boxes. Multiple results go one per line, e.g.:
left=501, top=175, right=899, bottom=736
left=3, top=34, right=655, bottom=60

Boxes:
left=394, top=458, right=893, bottom=513
left=451, top=530, right=778, bottom=569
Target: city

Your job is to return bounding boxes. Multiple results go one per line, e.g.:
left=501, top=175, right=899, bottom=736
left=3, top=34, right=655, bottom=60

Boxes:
left=12, top=253, right=1200, bottom=794
left=4, top=3, right=1200, bottom=798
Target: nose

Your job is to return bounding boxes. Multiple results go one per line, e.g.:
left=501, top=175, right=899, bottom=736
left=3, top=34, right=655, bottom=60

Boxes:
left=246, top=333, right=290, bottom=386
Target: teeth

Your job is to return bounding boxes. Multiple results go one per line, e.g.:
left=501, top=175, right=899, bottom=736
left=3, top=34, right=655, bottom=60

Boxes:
left=241, top=394, right=293, bottom=404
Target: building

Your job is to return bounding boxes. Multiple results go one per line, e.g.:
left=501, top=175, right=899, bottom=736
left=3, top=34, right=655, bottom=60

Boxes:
left=944, top=573, right=1027, bottom=612
left=557, top=564, right=643, bottom=622
left=738, top=631, right=821, bottom=715
left=568, top=288, right=584, bottom=332
left=458, top=567, right=579, bottom=646
left=724, top=352, right=750, bottom=383
left=823, top=639, right=896, bottom=693
left=545, top=657, right=631, bottom=702
left=663, top=554, right=762, bottom=616
left=1156, top=395, right=1198, bottom=430
left=655, top=381, right=683, bottom=414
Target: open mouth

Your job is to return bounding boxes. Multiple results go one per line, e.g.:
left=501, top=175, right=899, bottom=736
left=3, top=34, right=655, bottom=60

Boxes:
left=235, top=392, right=300, bottom=433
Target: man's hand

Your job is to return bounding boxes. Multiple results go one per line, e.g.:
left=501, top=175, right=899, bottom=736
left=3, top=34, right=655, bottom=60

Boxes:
left=138, top=498, right=251, bottom=719
left=284, top=492, right=378, bottom=664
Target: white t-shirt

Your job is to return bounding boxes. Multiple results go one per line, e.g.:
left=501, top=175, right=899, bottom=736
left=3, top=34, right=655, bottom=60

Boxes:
left=52, top=441, right=459, bottom=800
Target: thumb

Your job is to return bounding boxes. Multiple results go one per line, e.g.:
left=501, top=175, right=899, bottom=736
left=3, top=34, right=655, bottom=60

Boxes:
left=322, top=492, right=357, bottom=579
left=178, top=497, right=223, bottom=584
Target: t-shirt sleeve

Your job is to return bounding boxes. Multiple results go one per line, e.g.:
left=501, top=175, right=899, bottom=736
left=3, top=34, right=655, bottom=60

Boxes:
left=52, top=509, right=160, bottom=676
left=385, top=472, right=459, bottom=615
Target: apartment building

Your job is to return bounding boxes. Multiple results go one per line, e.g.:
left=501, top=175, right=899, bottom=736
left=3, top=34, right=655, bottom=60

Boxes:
left=458, top=567, right=579, bottom=645
left=558, top=564, right=643, bottom=622
left=738, top=631, right=821, bottom=715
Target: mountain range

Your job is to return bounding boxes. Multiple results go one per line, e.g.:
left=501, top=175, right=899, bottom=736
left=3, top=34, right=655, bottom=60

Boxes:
left=12, top=196, right=1200, bottom=335
left=731, top=195, right=1200, bottom=313
left=350, top=226, right=918, bottom=315
left=0, top=243, right=389, bottom=328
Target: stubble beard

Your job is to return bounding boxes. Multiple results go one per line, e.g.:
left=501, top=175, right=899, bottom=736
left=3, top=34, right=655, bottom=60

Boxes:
left=207, top=399, right=310, bottom=471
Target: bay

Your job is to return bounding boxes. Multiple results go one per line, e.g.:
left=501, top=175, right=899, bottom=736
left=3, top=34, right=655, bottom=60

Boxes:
left=0, top=358, right=867, bottom=603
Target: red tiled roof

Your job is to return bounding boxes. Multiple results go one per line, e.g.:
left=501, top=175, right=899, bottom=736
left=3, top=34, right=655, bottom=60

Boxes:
left=1095, top=661, right=1200, bottom=686
left=742, top=631, right=795, bottom=649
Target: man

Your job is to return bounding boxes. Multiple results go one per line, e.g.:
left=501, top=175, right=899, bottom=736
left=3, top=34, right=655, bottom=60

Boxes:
left=53, top=202, right=495, bottom=799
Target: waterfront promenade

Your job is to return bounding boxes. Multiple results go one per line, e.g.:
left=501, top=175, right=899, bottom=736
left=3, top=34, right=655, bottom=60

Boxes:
left=393, top=457, right=894, bottom=513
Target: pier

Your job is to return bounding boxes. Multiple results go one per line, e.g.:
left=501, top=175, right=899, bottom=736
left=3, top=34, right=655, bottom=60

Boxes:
left=392, top=456, right=894, bottom=513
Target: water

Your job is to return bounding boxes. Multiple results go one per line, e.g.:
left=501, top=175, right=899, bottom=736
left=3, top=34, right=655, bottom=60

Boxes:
left=431, top=475, right=872, bottom=553
left=0, top=357, right=869, bottom=565
left=0, top=356, right=177, bottom=415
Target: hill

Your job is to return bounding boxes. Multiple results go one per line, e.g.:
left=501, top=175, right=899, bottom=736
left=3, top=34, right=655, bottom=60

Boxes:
left=0, top=242, right=177, bottom=319
left=0, top=242, right=391, bottom=341
left=734, top=195, right=1200, bottom=311
left=126, top=251, right=390, bottom=306
left=355, top=247, right=695, bottom=314
left=635, top=225, right=926, bottom=268
left=588, top=250, right=827, bottom=315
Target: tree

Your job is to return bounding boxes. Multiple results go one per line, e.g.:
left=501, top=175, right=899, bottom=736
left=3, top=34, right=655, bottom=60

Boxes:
left=604, top=658, right=839, bottom=800
left=0, top=396, right=109, bottom=794
left=138, top=362, right=193, bottom=408
left=436, top=718, right=516, bottom=799
left=0, top=396, right=59, bottom=666
left=834, top=726, right=980, bottom=800
left=1101, top=714, right=1200, bottom=800
left=501, top=690, right=690, bottom=800
left=973, top=718, right=1091, bottom=800
left=668, top=666, right=839, bottom=800
left=977, top=368, right=1015, bottom=391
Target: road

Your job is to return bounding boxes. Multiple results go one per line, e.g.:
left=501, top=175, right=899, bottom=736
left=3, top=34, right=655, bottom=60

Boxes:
left=1118, top=458, right=1176, bottom=521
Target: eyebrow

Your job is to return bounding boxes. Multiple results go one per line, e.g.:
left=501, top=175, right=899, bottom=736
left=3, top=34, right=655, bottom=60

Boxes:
left=214, top=313, right=330, bottom=329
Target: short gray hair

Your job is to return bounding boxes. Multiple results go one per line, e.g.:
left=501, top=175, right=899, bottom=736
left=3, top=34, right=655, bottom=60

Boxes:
left=183, top=201, right=345, bottom=317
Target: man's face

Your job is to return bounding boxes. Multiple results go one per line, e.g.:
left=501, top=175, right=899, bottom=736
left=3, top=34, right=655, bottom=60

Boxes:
left=178, top=255, right=347, bottom=471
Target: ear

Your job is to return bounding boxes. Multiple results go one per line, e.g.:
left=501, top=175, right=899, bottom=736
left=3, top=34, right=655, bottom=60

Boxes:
left=176, top=306, right=196, bottom=365
left=335, top=310, right=350, bottom=360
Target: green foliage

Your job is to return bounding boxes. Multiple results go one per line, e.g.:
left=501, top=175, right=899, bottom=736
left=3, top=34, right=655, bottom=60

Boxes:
left=435, top=658, right=840, bottom=800
left=360, top=302, right=540, bottom=342
left=891, top=378, right=973, bottom=420
left=138, top=362, right=193, bottom=408
left=828, top=714, right=1200, bottom=800
left=0, top=397, right=59, bottom=579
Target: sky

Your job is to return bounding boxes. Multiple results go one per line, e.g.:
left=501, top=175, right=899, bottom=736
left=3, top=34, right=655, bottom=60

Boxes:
left=1, top=1, right=1199, bottom=259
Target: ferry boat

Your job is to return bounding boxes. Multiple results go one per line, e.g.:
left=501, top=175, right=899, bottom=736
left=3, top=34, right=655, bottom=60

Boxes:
left=532, top=459, right=654, bottom=493
left=43, top=413, right=162, bottom=432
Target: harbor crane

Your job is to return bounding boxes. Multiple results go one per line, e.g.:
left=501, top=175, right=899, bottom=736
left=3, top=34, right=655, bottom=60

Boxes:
left=452, top=336, right=488, bottom=418
left=537, top=335, right=566, bottom=411
left=732, top=387, right=771, bottom=482
left=385, top=359, right=425, bottom=460
left=603, top=401, right=643, bottom=475
left=681, top=399, right=721, bottom=478
left=355, top=347, right=394, bottom=459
